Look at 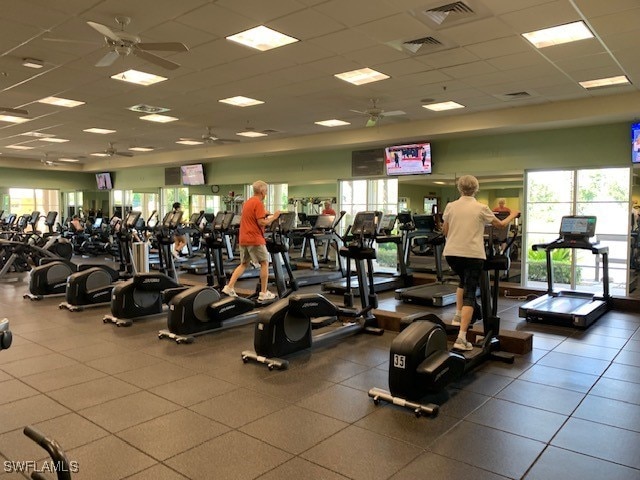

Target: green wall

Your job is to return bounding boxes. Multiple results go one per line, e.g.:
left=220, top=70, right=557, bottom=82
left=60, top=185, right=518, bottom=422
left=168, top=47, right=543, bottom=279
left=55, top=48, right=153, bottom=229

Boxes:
left=0, top=167, right=95, bottom=190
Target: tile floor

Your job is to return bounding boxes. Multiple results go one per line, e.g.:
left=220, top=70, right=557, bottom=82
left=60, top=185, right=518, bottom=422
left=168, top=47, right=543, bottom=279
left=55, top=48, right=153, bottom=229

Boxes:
left=0, top=272, right=639, bottom=479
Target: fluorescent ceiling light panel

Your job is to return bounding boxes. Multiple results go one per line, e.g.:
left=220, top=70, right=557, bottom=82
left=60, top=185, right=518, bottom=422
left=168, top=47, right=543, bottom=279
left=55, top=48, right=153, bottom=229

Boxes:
left=139, top=114, right=178, bottom=123
left=21, top=131, right=54, bottom=138
left=219, top=96, right=264, bottom=107
left=522, top=21, right=594, bottom=49
left=226, top=25, right=299, bottom=51
left=315, top=119, right=351, bottom=127
left=334, top=68, right=389, bottom=85
left=90, top=152, right=110, bottom=157
left=6, top=145, right=34, bottom=150
left=40, top=137, right=69, bottom=143
left=57, top=158, right=79, bottom=163
left=579, top=75, right=630, bottom=89
left=0, top=115, right=30, bottom=123
left=38, top=96, right=85, bottom=107
left=422, top=101, right=465, bottom=111
left=176, top=140, right=204, bottom=145
left=83, top=128, right=116, bottom=134
left=236, top=130, right=267, bottom=138
left=128, top=146, right=154, bottom=152
left=111, top=69, right=167, bottom=86
left=22, top=58, right=44, bottom=69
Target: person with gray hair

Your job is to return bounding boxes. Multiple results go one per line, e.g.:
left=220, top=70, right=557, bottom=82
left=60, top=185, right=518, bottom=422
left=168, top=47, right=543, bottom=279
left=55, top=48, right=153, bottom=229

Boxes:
left=223, top=180, right=281, bottom=302
left=442, top=175, right=520, bottom=350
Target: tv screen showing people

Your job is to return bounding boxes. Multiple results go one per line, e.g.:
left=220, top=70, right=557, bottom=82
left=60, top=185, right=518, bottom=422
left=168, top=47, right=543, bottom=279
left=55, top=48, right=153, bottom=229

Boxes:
left=181, top=164, right=206, bottom=185
left=96, top=172, right=113, bottom=190
left=384, top=142, right=431, bottom=175
left=632, top=122, right=640, bottom=164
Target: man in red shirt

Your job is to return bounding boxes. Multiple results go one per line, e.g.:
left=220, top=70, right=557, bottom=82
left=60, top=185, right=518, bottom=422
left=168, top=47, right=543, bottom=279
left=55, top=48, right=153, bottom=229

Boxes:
left=223, top=180, right=281, bottom=302
left=321, top=201, right=336, bottom=216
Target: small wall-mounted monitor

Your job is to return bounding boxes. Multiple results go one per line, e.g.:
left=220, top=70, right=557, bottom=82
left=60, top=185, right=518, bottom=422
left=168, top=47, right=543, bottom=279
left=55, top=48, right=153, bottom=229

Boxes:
left=181, top=164, right=206, bottom=186
left=96, top=172, right=113, bottom=190
left=632, top=122, right=640, bottom=164
left=385, top=142, right=431, bottom=176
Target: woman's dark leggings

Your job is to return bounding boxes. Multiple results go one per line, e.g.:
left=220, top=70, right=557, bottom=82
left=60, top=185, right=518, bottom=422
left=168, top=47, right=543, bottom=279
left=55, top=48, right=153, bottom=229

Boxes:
left=445, top=256, right=484, bottom=307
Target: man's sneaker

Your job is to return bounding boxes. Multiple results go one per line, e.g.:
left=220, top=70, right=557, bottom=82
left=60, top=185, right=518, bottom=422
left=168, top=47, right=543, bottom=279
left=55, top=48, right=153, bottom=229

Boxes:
left=258, top=291, right=276, bottom=302
left=453, top=337, right=473, bottom=351
left=222, top=285, right=237, bottom=297
left=451, top=314, right=462, bottom=326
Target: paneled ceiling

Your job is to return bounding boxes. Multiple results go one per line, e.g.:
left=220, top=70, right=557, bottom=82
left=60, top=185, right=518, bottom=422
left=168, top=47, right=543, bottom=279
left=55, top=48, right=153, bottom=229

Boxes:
left=0, top=0, right=639, bottom=172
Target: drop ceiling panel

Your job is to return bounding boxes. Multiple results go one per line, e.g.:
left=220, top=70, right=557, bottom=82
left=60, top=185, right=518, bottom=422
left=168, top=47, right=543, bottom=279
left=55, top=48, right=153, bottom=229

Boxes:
left=308, top=29, right=376, bottom=55
left=0, top=1, right=70, bottom=30
left=465, top=36, right=532, bottom=60
left=441, top=61, right=499, bottom=79
left=572, top=0, right=640, bottom=17
left=554, top=52, right=621, bottom=74
left=482, top=0, right=563, bottom=16
left=176, top=3, right=255, bottom=38
left=539, top=38, right=605, bottom=61
left=487, top=51, right=549, bottom=71
left=375, top=58, right=429, bottom=77
left=216, top=0, right=305, bottom=24
left=269, top=8, right=345, bottom=40
left=416, top=47, right=480, bottom=68
left=439, top=17, right=514, bottom=46
left=354, top=13, right=431, bottom=44
left=343, top=45, right=408, bottom=66
left=314, top=0, right=400, bottom=27
left=588, top=8, right=640, bottom=37
left=498, top=0, right=581, bottom=33
left=141, top=19, right=218, bottom=48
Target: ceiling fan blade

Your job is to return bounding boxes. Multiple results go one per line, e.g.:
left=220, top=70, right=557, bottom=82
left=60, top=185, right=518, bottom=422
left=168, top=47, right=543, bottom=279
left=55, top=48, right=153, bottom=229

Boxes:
left=217, top=138, right=241, bottom=143
left=87, top=21, right=122, bottom=42
left=115, top=151, right=134, bottom=157
left=0, top=107, right=29, bottom=116
left=383, top=110, right=406, bottom=117
left=42, top=37, right=101, bottom=45
left=95, top=50, right=120, bottom=67
left=137, top=42, right=188, bottom=52
left=133, top=49, right=180, bottom=70
left=366, top=117, right=378, bottom=127
left=349, top=109, right=367, bottom=115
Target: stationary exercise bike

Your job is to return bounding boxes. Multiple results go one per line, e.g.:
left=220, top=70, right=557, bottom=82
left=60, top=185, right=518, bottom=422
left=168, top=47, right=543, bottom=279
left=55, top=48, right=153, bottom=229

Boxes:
left=241, top=211, right=383, bottom=370
left=368, top=215, right=519, bottom=417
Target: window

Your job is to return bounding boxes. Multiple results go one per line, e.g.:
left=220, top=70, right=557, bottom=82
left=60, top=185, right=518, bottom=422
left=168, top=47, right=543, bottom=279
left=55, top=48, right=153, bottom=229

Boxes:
left=161, top=187, right=189, bottom=218
left=10, top=188, right=60, bottom=232
left=524, top=167, right=630, bottom=296
left=131, top=192, right=159, bottom=223
left=191, top=194, right=221, bottom=214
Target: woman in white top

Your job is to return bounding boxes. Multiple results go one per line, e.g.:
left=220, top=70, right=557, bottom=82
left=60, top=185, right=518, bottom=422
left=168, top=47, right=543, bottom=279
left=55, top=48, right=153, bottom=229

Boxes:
left=442, top=175, right=520, bottom=351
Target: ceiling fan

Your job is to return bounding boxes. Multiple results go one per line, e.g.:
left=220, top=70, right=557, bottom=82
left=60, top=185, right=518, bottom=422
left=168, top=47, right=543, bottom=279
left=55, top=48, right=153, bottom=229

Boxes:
left=350, top=99, right=406, bottom=127
left=46, top=16, right=188, bottom=70
left=100, top=142, right=133, bottom=157
left=181, top=127, right=240, bottom=144
left=40, top=154, right=61, bottom=167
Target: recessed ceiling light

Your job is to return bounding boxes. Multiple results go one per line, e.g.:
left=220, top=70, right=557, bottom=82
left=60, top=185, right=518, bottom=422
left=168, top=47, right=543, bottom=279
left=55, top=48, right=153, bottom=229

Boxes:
left=579, top=75, right=631, bottom=89
left=0, top=115, right=30, bottom=123
left=176, top=139, right=204, bottom=145
left=57, top=158, right=80, bottom=163
left=422, top=101, right=465, bottom=111
left=219, top=96, right=265, bottom=107
left=226, top=25, right=299, bottom=51
left=83, top=128, right=116, bottom=134
left=21, top=131, right=55, bottom=138
left=6, top=145, right=34, bottom=150
left=315, top=119, right=351, bottom=127
left=334, top=68, right=389, bottom=86
left=236, top=130, right=267, bottom=138
left=522, top=21, right=594, bottom=49
left=433, top=181, right=446, bottom=185
left=111, top=69, right=167, bottom=86
left=39, top=137, right=69, bottom=143
left=38, top=96, right=85, bottom=107
left=128, top=104, right=170, bottom=114
left=139, top=114, right=178, bottom=123
left=22, top=58, right=44, bottom=69
left=90, top=152, right=110, bottom=157
left=128, top=146, right=154, bottom=152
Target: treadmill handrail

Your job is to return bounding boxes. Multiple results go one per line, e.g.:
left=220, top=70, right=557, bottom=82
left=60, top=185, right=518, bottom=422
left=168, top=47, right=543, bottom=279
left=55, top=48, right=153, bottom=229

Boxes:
left=533, top=238, right=608, bottom=255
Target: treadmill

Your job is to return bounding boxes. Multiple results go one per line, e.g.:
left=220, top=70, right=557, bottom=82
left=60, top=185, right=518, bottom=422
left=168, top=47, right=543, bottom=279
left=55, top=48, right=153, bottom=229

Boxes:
left=519, top=215, right=609, bottom=328
left=323, top=213, right=412, bottom=295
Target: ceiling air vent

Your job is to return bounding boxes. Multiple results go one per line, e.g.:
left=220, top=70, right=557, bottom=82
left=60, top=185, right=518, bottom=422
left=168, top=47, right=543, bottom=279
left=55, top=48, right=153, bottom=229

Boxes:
left=403, top=36, right=444, bottom=54
left=494, top=91, right=535, bottom=102
left=261, top=129, right=280, bottom=134
left=424, top=1, right=475, bottom=26
left=128, top=104, right=170, bottom=114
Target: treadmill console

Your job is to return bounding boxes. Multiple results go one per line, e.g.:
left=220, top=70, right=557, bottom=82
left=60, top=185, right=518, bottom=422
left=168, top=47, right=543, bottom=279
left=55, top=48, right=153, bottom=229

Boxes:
left=351, top=212, right=377, bottom=237
left=313, top=214, right=335, bottom=231
left=560, top=216, right=597, bottom=239
left=163, top=211, right=183, bottom=229
left=412, top=214, right=436, bottom=233
left=124, top=211, right=142, bottom=228
left=274, top=212, right=296, bottom=233
left=378, top=214, right=397, bottom=235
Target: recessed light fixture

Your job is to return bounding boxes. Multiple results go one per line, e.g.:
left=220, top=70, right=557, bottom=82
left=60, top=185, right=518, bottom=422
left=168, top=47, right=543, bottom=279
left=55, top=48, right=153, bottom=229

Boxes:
left=219, top=96, right=265, bottom=107
left=176, top=139, right=204, bottom=145
left=0, top=115, right=30, bottom=123
left=422, top=101, right=465, bottom=111
left=315, top=119, right=351, bottom=127
left=21, top=131, right=55, bottom=138
left=38, top=96, right=85, bottom=108
left=83, top=128, right=116, bottom=134
left=226, top=25, right=299, bottom=51
left=334, top=68, right=389, bottom=86
left=128, top=146, right=154, bottom=152
left=111, top=69, right=167, bottom=86
left=22, top=58, right=44, bottom=69
left=433, top=181, right=446, bottom=185
left=139, top=114, right=178, bottom=123
left=40, top=137, right=69, bottom=143
left=57, top=158, right=80, bottom=163
left=236, top=130, right=267, bottom=138
left=522, top=21, right=594, bottom=49
left=6, top=145, right=34, bottom=150
left=579, top=75, right=631, bottom=89
left=90, top=152, right=110, bottom=157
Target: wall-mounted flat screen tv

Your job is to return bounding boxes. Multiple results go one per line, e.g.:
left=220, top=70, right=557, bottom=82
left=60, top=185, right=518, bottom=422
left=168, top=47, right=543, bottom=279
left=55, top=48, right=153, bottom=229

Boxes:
left=181, top=164, right=206, bottom=185
left=96, top=172, right=113, bottom=190
left=384, top=142, right=431, bottom=176
left=632, top=122, right=640, bottom=164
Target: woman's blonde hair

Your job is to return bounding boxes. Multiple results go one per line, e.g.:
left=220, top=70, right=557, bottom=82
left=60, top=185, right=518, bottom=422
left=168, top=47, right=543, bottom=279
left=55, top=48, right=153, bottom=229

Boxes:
left=457, top=175, right=479, bottom=196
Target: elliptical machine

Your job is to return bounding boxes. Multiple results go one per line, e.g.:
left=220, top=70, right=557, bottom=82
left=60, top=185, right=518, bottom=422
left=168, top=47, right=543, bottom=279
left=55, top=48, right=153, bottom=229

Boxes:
left=368, top=215, right=519, bottom=417
left=241, top=211, right=384, bottom=370
left=158, top=212, right=299, bottom=344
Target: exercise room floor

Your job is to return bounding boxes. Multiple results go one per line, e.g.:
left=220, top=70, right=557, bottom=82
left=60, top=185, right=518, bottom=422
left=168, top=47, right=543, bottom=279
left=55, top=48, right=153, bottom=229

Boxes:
left=0, top=273, right=639, bottom=479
